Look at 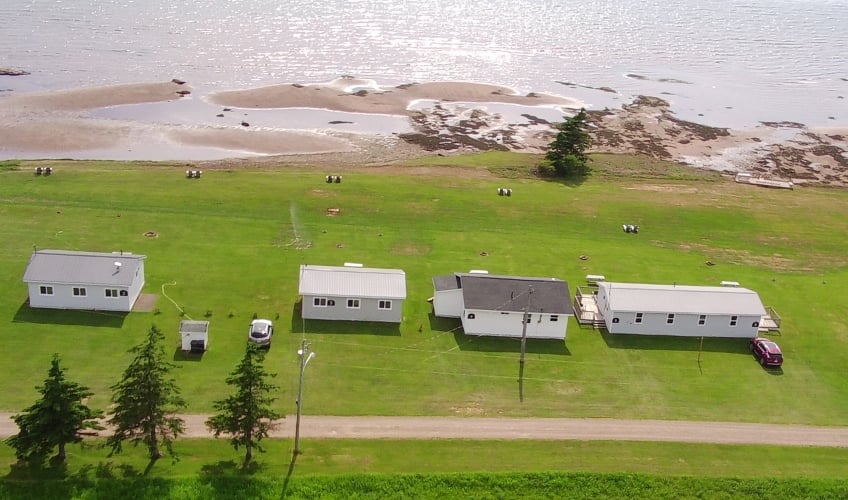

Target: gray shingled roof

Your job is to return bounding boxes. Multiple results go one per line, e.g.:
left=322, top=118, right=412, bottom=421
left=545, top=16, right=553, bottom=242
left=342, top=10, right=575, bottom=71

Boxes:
left=432, top=274, right=461, bottom=292
left=298, top=264, right=407, bottom=299
left=459, top=274, right=573, bottom=315
left=599, top=282, right=766, bottom=315
left=22, top=249, right=145, bottom=287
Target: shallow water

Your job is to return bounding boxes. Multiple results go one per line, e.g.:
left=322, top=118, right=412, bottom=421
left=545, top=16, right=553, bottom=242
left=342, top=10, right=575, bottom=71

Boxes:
left=1, top=0, right=847, bottom=128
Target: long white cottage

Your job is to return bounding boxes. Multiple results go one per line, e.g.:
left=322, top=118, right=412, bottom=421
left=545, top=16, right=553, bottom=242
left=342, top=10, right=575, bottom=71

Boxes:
left=595, top=282, right=767, bottom=338
left=433, top=272, right=573, bottom=340
left=22, top=249, right=146, bottom=312
left=298, top=264, right=406, bottom=323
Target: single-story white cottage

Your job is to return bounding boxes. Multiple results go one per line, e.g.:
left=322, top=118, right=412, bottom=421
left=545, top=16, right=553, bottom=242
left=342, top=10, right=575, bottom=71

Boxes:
left=22, top=249, right=146, bottom=312
left=433, top=272, right=573, bottom=340
left=298, top=264, right=406, bottom=323
left=595, top=282, right=767, bottom=338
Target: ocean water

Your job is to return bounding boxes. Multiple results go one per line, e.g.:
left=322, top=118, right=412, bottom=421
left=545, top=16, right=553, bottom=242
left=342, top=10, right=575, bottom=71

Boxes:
left=1, top=0, right=847, bottom=128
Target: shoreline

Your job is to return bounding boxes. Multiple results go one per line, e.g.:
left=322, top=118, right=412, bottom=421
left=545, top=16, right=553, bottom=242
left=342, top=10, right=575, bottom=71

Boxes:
left=1, top=78, right=846, bottom=186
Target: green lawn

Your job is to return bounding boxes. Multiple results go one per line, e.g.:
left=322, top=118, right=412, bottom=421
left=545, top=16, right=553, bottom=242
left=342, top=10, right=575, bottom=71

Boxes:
left=0, top=155, right=847, bottom=427
left=1, top=438, right=847, bottom=499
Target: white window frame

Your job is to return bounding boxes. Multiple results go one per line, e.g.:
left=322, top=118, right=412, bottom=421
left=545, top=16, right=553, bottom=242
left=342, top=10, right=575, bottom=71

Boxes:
left=550, top=315, right=559, bottom=322
left=698, top=314, right=706, bottom=326
left=73, top=287, right=87, bottom=297
left=635, top=312, right=643, bottom=324
left=666, top=313, right=675, bottom=325
left=730, top=315, right=738, bottom=327
left=313, top=297, right=328, bottom=307
left=378, top=300, right=392, bottom=310
left=346, top=298, right=360, bottom=309
left=39, top=285, right=54, bottom=296
left=105, top=288, right=119, bottom=298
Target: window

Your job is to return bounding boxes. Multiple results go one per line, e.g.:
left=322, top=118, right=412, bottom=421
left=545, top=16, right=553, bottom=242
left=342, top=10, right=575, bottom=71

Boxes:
left=313, top=297, right=327, bottom=307
left=730, top=315, right=738, bottom=327
left=378, top=300, right=392, bottom=310
left=612, top=317, right=620, bottom=324
left=73, top=287, right=87, bottom=297
left=698, top=315, right=706, bottom=326
left=524, top=314, right=532, bottom=323
left=39, top=286, right=54, bottom=296
left=752, top=321, right=759, bottom=328
left=635, top=312, right=643, bottom=324
left=550, top=315, right=559, bottom=322
left=467, top=313, right=476, bottom=320
left=347, top=299, right=360, bottom=309
left=666, top=314, right=675, bottom=324
left=327, top=299, right=336, bottom=306
left=119, top=290, right=128, bottom=297
left=105, top=289, right=119, bottom=298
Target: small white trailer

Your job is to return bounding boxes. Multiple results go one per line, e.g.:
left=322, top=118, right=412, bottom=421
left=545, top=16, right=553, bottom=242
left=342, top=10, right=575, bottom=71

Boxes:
left=180, top=320, right=209, bottom=353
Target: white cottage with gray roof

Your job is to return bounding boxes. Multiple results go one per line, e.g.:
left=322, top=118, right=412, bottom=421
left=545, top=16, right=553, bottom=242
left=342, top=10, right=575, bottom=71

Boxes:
left=22, top=249, right=146, bottom=312
left=595, top=282, right=767, bottom=338
left=298, top=264, right=406, bottom=323
left=433, top=272, right=573, bottom=340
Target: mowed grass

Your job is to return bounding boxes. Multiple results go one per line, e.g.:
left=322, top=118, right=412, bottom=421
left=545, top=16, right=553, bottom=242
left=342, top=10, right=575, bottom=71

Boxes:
left=0, top=155, right=847, bottom=426
left=2, top=437, right=847, bottom=479
left=1, top=439, right=847, bottom=499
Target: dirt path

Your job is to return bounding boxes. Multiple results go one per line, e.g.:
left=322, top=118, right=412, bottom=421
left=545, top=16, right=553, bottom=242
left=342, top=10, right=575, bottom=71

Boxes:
left=1, top=414, right=846, bottom=448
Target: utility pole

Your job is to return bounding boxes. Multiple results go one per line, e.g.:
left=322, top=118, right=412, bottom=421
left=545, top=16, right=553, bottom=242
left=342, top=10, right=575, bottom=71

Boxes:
left=294, top=339, right=315, bottom=455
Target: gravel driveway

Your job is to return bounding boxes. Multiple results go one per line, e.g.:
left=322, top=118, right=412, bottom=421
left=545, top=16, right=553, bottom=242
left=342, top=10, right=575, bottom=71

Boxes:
left=2, top=414, right=846, bottom=448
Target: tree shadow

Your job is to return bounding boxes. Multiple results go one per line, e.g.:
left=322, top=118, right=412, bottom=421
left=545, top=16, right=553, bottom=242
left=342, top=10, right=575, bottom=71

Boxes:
left=535, top=165, right=589, bottom=188
left=12, top=300, right=127, bottom=328
left=600, top=329, right=750, bottom=354
left=93, top=461, right=142, bottom=479
left=198, top=459, right=269, bottom=498
left=451, top=331, right=571, bottom=355
left=5, top=457, right=68, bottom=481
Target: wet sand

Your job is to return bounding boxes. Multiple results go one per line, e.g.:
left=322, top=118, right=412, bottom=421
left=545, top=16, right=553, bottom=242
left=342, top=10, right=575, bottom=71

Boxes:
left=1, top=78, right=847, bottom=186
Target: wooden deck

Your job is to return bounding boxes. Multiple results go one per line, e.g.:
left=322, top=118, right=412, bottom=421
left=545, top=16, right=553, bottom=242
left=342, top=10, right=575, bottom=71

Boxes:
left=759, top=306, right=782, bottom=333
left=573, top=287, right=605, bottom=328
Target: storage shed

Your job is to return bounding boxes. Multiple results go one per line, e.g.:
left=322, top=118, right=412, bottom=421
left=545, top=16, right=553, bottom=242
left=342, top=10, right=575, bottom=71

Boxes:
left=180, top=320, right=209, bottom=353
left=433, top=272, right=573, bottom=340
left=298, top=264, right=406, bottom=323
left=595, top=282, right=767, bottom=338
left=22, top=249, right=146, bottom=312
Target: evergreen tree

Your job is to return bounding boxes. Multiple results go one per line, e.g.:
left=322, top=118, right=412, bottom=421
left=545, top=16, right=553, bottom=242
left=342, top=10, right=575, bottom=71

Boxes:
left=106, top=325, right=186, bottom=459
left=545, top=109, right=593, bottom=177
left=206, top=342, right=281, bottom=465
left=5, top=354, right=102, bottom=464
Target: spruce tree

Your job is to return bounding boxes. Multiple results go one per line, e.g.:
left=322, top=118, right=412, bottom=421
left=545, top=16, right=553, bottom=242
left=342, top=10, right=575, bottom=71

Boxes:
left=5, top=354, right=102, bottom=464
left=107, top=325, right=185, bottom=459
left=545, top=109, right=592, bottom=177
left=206, top=342, right=281, bottom=465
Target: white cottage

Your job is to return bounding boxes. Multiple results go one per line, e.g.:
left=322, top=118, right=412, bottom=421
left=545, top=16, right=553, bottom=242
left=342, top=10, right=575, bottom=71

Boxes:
left=298, top=264, right=406, bottom=323
left=595, top=282, right=767, bottom=338
left=22, top=249, right=146, bottom=312
left=433, top=272, right=573, bottom=340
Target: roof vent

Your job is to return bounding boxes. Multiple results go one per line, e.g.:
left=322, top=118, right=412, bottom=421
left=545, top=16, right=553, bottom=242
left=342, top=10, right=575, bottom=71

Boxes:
left=344, top=262, right=364, bottom=268
left=114, top=261, right=123, bottom=271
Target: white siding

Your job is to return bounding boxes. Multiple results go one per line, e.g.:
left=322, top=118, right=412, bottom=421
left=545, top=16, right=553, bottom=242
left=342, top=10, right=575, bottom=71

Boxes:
left=302, top=295, right=403, bottom=323
left=461, top=309, right=567, bottom=340
left=433, top=288, right=463, bottom=318
left=598, top=283, right=763, bottom=338
left=27, top=283, right=134, bottom=311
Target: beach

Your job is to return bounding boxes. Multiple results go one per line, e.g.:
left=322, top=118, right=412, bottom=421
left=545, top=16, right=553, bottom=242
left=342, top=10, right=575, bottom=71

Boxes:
left=1, top=78, right=846, bottom=186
